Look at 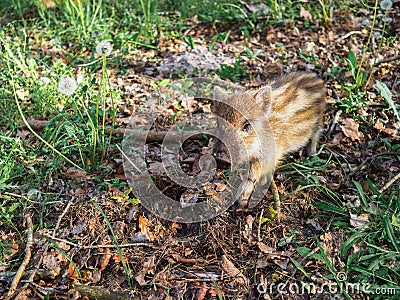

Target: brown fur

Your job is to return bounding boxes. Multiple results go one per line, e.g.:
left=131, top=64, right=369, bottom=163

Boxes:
left=211, top=72, right=327, bottom=208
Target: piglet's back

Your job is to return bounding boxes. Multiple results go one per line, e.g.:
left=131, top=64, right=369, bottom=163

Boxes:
left=268, top=72, right=327, bottom=161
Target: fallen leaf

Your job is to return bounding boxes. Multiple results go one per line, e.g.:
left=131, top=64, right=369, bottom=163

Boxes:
left=148, top=162, right=166, bottom=175
left=171, top=253, right=198, bottom=264
left=242, top=215, right=254, bottom=242
left=16, top=130, right=30, bottom=140
left=374, top=121, right=398, bottom=137
left=273, top=258, right=289, bottom=270
left=99, top=247, right=112, bottom=271
left=64, top=262, right=79, bottom=280
left=340, top=118, right=364, bottom=141
left=62, top=168, right=89, bottom=180
left=209, top=284, right=224, bottom=297
left=138, top=216, right=156, bottom=241
left=180, top=189, right=199, bottom=207
left=300, top=6, right=313, bottom=21
left=196, top=282, right=209, bottom=300
left=257, top=242, right=275, bottom=254
left=43, top=249, right=66, bottom=278
left=72, top=221, right=87, bottom=235
left=350, top=213, right=369, bottom=230
left=135, top=255, right=156, bottom=285
left=113, top=252, right=121, bottom=263
left=221, top=255, right=248, bottom=286
left=215, top=182, right=226, bottom=192
left=319, top=232, right=334, bottom=254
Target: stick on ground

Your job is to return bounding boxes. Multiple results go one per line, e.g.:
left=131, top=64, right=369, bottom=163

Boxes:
left=7, top=213, right=33, bottom=297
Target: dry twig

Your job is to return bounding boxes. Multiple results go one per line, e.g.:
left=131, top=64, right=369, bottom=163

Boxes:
left=40, top=234, right=160, bottom=250
left=7, top=213, right=33, bottom=297
left=15, top=198, right=75, bottom=298
left=346, top=151, right=400, bottom=179
left=26, top=118, right=203, bottom=142
left=380, top=172, right=400, bottom=194
left=74, top=284, right=139, bottom=300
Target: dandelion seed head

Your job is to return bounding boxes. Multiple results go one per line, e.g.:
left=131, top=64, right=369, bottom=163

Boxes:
left=380, top=0, right=392, bottom=10
left=95, top=40, right=112, bottom=56
left=58, top=76, right=77, bottom=96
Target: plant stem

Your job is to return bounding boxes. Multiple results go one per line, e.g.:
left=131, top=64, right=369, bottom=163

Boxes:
left=101, top=54, right=107, bottom=161
left=366, top=11, right=389, bottom=87
left=356, top=0, right=378, bottom=83
left=5, top=54, right=83, bottom=171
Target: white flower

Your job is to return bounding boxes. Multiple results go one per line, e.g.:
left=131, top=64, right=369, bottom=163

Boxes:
left=380, top=0, right=392, bottom=10
left=95, top=40, right=112, bottom=56
left=58, top=76, right=77, bottom=96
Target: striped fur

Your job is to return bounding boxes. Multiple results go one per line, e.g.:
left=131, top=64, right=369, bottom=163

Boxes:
left=211, top=72, right=327, bottom=208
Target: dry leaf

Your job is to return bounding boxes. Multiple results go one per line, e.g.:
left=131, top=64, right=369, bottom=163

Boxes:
left=222, top=255, right=240, bottom=277
left=221, top=255, right=248, bottom=286
left=340, top=118, right=364, bottom=141
left=242, top=215, right=254, bottom=242
left=256, top=252, right=288, bottom=269
left=180, top=189, right=199, bottom=207
left=257, top=242, right=275, bottom=254
left=215, top=182, right=226, bottom=192
left=113, top=252, right=121, bottom=263
left=99, top=247, right=112, bottom=271
left=169, top=222, right=182, bottom=234
left=43, top=250, right=65, bottom=278
left=319, top=232, right=334, bottom=254
left=350, top=213, right=369, bottom=230
left=135, top=255, right=156, bottom=285
left=62, top=168, right=89, bottom=180
left=374, top=121, right=398, bottom=137
left=196, top=282, right=209, bottom=300
left=148, top=162, right=166, bottom=175
left=300, top=6, right=313, bottom=21
left=65, top=262, right=79, bottom=280
left=273, top=258, right=289, bottom=270
left=16, top=130, right=30, bottom=140
left=171, top=253, right=198, bottom=264
left=138, top=216, right=156, bottom=241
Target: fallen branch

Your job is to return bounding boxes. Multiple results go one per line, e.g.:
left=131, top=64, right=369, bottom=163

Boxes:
left=380, top=172, right=400, bottom=194
left=40, top=234, right=161, bottom=250
left=25, top=118, right=207, bottom=143
left=74, top=284, right=139, bottom=300
left=375, top=55, right=400, bottom=66
left=7, top=213, right=33, bottom=297
left=335, top=30, right=362, bottom=42
left=17, top=197, right=76, bottom=295
left=26, top=118, right=125, bottom=135
left=346, top=151, right=400, bottom=179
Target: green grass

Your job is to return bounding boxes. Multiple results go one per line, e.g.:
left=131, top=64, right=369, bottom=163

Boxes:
left=280, top=148, right=400, bottom=298
left=0, top=0, right=399, bottom=298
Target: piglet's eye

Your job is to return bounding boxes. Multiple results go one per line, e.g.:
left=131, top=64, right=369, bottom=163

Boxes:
left=242, top=120, right=252, bottom=132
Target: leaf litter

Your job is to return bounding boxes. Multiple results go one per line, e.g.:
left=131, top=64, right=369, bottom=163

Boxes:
left=2, top=4, right=400, bottom=300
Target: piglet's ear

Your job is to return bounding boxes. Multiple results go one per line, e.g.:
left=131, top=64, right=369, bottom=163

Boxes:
left=255, top=85, right=273, bottom=118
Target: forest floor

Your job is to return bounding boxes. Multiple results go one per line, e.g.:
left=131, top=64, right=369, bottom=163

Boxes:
left=0, top=1, right=399, bottom=299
